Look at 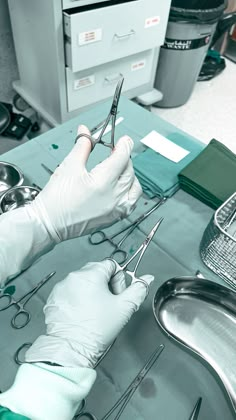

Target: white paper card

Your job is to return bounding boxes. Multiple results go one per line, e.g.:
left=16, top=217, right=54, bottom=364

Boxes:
left=93, top=117, right=124, bottom=140
left=140, top=130, right=190, bottom=163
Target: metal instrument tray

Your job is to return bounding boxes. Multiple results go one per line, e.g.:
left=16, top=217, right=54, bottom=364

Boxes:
left=153, top=277, right=236, bottom=414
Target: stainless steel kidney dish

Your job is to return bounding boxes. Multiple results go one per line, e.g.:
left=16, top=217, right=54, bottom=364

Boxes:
left=153, top=277, right=236, bottom=413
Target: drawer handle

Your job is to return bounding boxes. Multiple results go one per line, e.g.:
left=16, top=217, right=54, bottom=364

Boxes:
left=114, top=30, right=135, bottom=40
left=104, top=73, right=124, bottom=84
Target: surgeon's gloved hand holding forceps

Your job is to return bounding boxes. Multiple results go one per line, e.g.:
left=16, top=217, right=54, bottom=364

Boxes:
left=0, top=220, right=162, bottom=419
left=75, top=77, right=124, bottom=151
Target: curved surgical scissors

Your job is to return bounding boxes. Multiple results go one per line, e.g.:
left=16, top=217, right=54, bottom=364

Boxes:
left=75, top=77, right=124, bottom=151
left=0, top=271, right=56, bottom=329
left=89, top=198, right=166, bottom=264
left=75, top=345, right=164, bottom=420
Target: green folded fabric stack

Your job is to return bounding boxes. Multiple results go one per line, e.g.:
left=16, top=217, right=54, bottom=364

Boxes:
left=178, top=139, right=236, bottom=209
left=132, top=132, right=204, bottom=198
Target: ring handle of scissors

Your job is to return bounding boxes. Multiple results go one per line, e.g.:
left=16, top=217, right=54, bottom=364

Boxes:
left=11, top=309, right=31, bottom=329
left=14, top=342, right=32, bottom=365
left=89, top=230, right=108, bottom=245
left=0, top=294, right=14, bottom=311
left=109, top=248, right=127, bottom=265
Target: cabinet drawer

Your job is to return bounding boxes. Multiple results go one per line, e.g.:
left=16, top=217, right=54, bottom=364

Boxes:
left=64, top=0, right=170, bottom=72
left=66, top=49, right=155, bottom=112
left=63, top=0, right=109, bottom=11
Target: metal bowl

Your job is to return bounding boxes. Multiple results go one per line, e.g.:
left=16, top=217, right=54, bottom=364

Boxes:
left=0, top=186, right=40, bottom=213
left=0, top=161, right=24, bottom=195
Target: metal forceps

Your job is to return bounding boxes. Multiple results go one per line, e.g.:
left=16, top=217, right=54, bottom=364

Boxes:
left=75, top=77, right=124, bottom=151
left=0, top=272, right=56, bottom=329
left=75, top=344, right=164, bottom=420
left=89, top=198, right=166, bottom=264
left=110, top=217, right=163, bottom=296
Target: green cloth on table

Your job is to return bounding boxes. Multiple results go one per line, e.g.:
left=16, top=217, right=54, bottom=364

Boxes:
left=0, top=407, right=29, bottom=420
left=178, top=139, right=236, bottom=209
left=132, top=132, right=204, bottom=198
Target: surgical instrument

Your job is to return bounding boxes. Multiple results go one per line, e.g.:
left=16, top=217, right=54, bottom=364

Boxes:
left=15, top=342, right=32, bottom=365
left=41, top=163, right=54, bottom=175
left=75, top=344, right=164, bottom=420
left=0, top=271, right=56, bottom=329
left=75, top=77, right=124, bottom=151
left=188, top=398, right=202, bottom=420
left=89, top=198, right=166, bottom=264
left=110, top=218, right=163, bottom=296
left=90, top=112, right=120, bottom=136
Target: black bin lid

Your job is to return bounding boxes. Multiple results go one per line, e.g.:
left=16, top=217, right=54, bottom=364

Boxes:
left=170, top=0, right=227, bottom=23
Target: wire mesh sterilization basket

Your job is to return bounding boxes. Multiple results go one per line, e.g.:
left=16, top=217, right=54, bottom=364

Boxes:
left=200, top=192, right=236, bottom=289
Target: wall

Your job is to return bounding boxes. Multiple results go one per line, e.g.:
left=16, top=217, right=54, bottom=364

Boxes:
left=0, top=0, right=19, bottom=102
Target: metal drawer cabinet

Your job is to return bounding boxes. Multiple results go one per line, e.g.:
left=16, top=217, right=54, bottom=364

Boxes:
left=66, top=49, right=156, bottom=112
left=64, top=0, right=169, bottom=73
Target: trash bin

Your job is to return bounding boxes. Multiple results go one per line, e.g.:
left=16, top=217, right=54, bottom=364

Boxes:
left=154, top=0, right=227, bottom=108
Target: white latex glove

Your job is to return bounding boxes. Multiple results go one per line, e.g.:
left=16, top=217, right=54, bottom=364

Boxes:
left=26, top=259, right=154, bottom=368
left=0, top=126, right=142, bottom=285
left=28, top=125, right=142, bottom=242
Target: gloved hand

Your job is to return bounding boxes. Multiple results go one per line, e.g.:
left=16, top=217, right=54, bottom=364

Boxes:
left=28, top=125, right=142, bottom=242
left=26, top=259, right=154, bottom=368
left=0, top=125, right=142, bottom=285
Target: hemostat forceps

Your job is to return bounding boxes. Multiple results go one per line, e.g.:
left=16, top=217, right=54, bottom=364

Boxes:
left=109, top=217, right=163, bottom=296
left=89, top=198, right=166, bottom=264
left=0, top=272, right=56, bottom=329
left=75, top=344, right=164, bottom=420
left=75, top=77, right=124, bottom=151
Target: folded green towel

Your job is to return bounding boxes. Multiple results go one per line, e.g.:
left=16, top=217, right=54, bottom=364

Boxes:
left=178, top=139, right=236, bottom=209
left=133, top=132, right=204, bottom=198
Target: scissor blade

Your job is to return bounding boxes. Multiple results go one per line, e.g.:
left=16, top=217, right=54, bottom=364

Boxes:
left=144, top=217, right=164, bottom=247
left=188, top=398, right=202, bottom=420
left=111, top=77, right=124, bottom=114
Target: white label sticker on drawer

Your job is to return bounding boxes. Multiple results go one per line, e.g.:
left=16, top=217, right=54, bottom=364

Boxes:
left=74, top=75, right=95, bottom=90
left=131, top=60, right=146, bottom=71
left=78, top=28, right=102, bottom=46
left=145, top=16, right=160, bottom=28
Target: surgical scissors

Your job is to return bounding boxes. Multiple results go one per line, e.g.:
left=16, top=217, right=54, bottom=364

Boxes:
left=75, top=77, right=124, bottom=151
left=109, top=218, right=163, bottom=296
left=89, top=198, right=166, bottom=264
left=75, top=344, right=164, bottom=420
left=0, top=271, right=56, bottom=329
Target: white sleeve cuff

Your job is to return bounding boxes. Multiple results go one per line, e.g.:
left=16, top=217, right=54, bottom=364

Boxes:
left=0, top=363, right=96, bottom=420
left=0, top=206, right=55, bottom=286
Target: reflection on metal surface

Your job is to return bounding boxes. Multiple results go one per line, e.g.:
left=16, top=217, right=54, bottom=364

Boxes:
left=0, top=162, right=24, bottom=195
left=188, top=397, right=202, bottom=420
left=153, top=277, right=236, bottom=413
left=0, top=185, right=40, bottom=213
